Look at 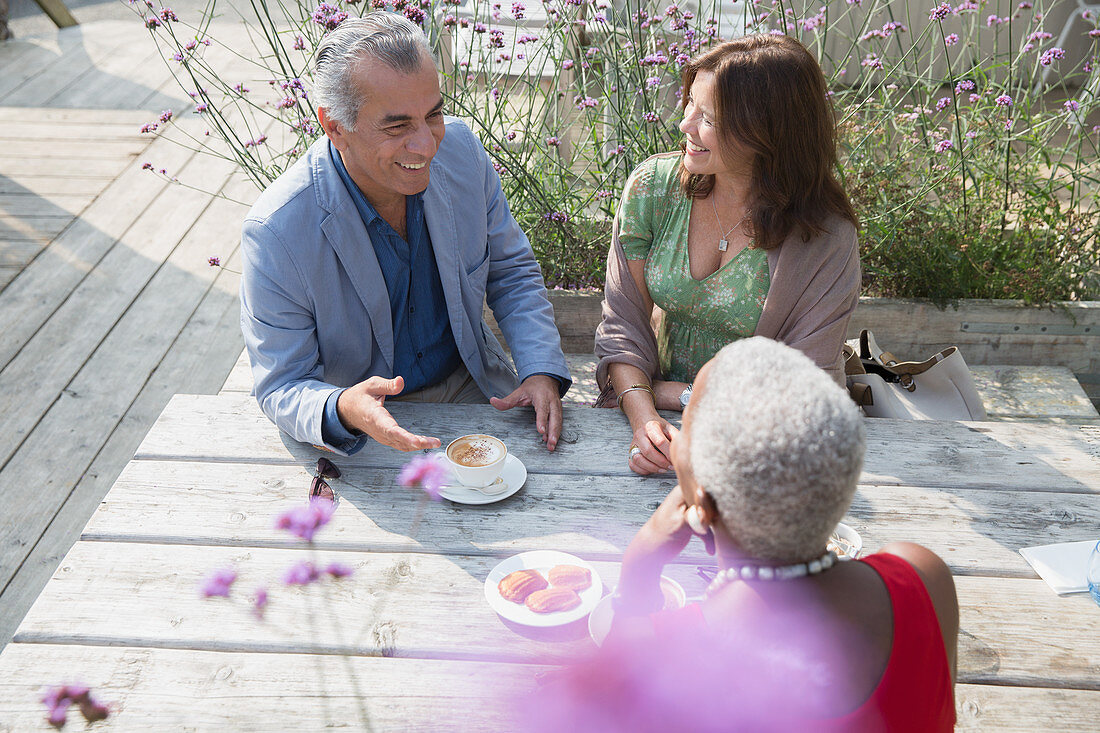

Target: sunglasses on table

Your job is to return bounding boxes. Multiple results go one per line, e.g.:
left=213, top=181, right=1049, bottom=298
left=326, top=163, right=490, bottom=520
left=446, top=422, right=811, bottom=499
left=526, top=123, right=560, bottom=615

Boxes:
left=309, top=457, right=341, bottom=502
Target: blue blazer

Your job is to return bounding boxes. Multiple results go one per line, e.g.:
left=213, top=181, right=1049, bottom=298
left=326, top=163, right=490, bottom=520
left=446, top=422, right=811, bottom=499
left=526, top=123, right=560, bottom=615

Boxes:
left=240, top=119, right=570, bottom=454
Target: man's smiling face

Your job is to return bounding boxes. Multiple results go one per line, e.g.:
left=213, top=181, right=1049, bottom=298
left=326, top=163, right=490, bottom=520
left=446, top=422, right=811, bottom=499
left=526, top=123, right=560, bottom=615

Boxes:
left=322, top=52, right=446, bottom=211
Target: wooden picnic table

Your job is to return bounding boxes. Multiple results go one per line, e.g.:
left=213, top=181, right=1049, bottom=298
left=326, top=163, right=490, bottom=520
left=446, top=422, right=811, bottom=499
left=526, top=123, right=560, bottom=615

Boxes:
left=1, top=394, right=1099, bottom=730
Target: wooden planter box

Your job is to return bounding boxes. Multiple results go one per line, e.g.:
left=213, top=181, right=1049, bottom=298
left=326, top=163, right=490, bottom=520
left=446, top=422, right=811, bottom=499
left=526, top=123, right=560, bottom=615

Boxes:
left=491, top=294, right=1100, bottom=405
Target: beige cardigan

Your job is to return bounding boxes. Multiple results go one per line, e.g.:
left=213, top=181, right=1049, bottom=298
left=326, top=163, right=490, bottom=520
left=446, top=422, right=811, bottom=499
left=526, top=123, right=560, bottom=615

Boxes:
left=594, top=213, right=861, bottom=405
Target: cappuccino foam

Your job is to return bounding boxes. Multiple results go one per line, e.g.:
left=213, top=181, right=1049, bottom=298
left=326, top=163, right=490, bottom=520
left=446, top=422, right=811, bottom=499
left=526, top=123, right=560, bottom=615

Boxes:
left=448, top=435, right=505, bottom=467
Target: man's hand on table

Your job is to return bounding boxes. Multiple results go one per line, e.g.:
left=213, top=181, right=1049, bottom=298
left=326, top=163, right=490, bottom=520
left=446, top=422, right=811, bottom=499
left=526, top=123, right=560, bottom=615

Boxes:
left=336, top=376, right=441, bottom=451
left=489, top=374, right=563, bottom=451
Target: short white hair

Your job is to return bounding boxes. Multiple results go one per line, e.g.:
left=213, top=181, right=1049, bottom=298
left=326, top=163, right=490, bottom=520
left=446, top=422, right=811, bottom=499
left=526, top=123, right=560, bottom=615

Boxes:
left=313, top=13, right=433, bottom=131
left=688, top=337, right=865, bottom=562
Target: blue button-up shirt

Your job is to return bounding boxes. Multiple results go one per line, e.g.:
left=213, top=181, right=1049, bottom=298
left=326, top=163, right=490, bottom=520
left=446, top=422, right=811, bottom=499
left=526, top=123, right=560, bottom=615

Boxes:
left=322, top=142, right=462, bottom=450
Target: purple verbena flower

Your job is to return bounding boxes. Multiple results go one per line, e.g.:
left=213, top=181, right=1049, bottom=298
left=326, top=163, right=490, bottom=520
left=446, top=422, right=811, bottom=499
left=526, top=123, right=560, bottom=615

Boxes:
left=397, top=453, right=450, bottom=500
left=311, top=2, right=347, bottom=30
left=517, top=33, right=538, bottom=44
left=171, top=52, right=184, bottom=62
left=145, top=16, right=161, bottom=28
left=404, top=5, right=425, bottom=24
left=642, top=111, right=659, bottom=123
left=929, top=2, right=952, bottom=21
left=234, top=83, right=250, bottom=94
left=934, top=139, right=953, bottom=153
left=936, top=96, right=951, bottom=110
left=546, top=135, right=561, bottom=146
left=512, top=1, right=525, bottom=18
left=275, top=496, right=336, bottom=541
left=945, top=32, right=959, bottom=45
left=140, top=122, right=158, bottom=133
left=995, top=94, right=1013, bottom=107
left=208, top=256, right=221, bottom=267
left=561, top=59, right=574, bottom=70
left=1064, top=100, right=1080, bottom=112
left=283, top=560, right=321, bottom=586
left=1040, top=47, right=1065, bottom=66
left=252, top=586, right=268, bottom=619
left=543, top=211, right=568, bottom=223
left=194, top=103, right=209, bottom=113
left=326, top=562, right=354, bottom=578
left=596, top=190, right=613, bottom=199
left=473, top=21, right=487, bottom=33
left=199, top=567, right=237, bottom=597
left=158, top=109, right=173, bottom=123
left=1090, top=29, right=1100, bottom=39
left=142, top=162, right=153, bottom=170
left=955, top=79, right=975, bottom=93
left=294, top=34, right=306, bottom=50
left=158, top=6, right=177, bottom=21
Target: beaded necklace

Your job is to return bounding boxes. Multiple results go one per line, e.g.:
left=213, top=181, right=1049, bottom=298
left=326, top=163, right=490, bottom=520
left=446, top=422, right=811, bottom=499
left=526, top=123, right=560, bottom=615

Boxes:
left=704, top=550, right=838, bottom=598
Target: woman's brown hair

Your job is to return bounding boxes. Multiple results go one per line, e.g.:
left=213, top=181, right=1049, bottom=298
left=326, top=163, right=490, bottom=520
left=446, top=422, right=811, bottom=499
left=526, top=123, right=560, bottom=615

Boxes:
left=678, top=34, right=857, bottom=250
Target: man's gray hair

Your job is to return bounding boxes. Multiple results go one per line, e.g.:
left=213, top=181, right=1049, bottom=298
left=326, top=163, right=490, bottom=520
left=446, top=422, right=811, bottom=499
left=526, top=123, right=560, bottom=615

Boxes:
left=313, top=13, right=433, bottom=131
left=688, top=337, right=865, bottom=563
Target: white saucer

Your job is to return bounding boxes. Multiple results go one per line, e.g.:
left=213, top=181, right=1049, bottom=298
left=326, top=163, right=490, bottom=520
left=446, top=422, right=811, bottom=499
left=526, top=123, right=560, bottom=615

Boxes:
left=438, top=453, right=526, bottom=505
left=485, top=550, right=603, bottom=627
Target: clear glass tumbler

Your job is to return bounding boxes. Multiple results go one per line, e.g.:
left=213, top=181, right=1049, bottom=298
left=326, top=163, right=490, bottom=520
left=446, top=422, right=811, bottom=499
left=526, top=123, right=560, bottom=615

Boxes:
left=1087, top=541, right=1100, bottom=606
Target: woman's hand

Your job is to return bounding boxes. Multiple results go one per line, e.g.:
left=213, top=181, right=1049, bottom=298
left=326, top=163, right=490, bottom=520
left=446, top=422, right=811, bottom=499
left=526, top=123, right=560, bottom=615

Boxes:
left=616, top=485, right=695, bottom=614
left=628, top=417, right=678, bottom=474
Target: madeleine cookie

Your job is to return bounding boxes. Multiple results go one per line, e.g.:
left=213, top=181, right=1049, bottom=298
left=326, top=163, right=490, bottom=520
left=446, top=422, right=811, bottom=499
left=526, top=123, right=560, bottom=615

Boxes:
left=547, top=564, right=592, bottom=591
left=498, top=569, right=548, bottom=603
left=525, top=587, right=582, bottom=613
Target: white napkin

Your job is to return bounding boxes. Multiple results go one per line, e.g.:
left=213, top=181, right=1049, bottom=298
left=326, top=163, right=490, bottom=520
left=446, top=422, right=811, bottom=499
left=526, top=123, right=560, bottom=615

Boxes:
left=1019, top=540, right=1098, bottom=595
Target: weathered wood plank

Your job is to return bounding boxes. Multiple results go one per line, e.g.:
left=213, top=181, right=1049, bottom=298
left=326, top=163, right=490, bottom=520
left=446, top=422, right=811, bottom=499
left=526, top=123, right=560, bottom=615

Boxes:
left=0, top=193, right=95, bottom=215
left=973, top=365, right=1099, bottom=419
left=0, top=240, right=46, bottom=268
left=0, top=156, right=144, bottom=178
left=0, top=108, right=152, bottom=124
left=0, top=169, right=254, bottom=595
left=2, top=27, right=134, bottom=107
left=1, top=139, right=152, bottom=160
left=0, top=644, right=539, bottom=732
left=12, top=542, right=1098, bottom=688
left=0, top=148, right=238, bottom=472
left=0, top=122, right=148, bottom=141
left=0, top=643, right=1095, bottom=730
left=0, top=176, right=114, bottom=196
left=953, top=683, right=1100, bottom=730
left=0, top=250, right=247, bottom=649
left=219, top=349, right=251, bottom=393
left=0, top=213, right=70, bottom=241
left=134, top=396, right=1100, bottom=492
left=0, top=120, right=202, bottom=369
left=82, top=460, right=1100, bottom=579
left=13, top=542, right=638, bottom=663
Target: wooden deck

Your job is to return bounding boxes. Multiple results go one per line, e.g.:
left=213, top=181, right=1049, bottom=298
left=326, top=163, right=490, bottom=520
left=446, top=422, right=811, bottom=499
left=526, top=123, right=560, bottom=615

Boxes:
left=0, top=19, right=258, bottom=648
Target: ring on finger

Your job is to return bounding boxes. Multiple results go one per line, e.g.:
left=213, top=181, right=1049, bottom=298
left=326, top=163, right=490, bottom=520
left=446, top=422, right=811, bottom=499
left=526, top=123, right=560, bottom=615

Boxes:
left=628, top=445, right=642, bottom=460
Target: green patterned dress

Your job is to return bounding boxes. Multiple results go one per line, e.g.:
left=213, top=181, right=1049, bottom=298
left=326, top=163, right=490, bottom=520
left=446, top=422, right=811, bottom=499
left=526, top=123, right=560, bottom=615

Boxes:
left=617, top=153, right=770, bottom=383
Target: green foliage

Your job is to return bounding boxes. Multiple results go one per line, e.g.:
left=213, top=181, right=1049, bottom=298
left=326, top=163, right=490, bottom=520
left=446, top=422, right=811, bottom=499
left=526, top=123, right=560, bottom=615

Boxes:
left=135, top=0, right=1100, bottom=301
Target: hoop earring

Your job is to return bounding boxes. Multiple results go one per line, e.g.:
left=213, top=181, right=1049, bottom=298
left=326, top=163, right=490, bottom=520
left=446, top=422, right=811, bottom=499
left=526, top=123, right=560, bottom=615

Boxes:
left=686, top=505, right=708, bottom=536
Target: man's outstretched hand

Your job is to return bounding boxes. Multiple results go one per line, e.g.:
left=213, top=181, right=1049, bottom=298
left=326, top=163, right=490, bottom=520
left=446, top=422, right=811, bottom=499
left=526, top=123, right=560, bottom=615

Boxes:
left=489, top=374, right=563, bottom=451
left=337, top=376, right=441, bottom=451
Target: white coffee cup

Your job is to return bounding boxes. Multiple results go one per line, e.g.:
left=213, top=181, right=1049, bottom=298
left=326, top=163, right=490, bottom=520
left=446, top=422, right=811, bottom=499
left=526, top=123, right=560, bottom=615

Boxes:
left=445, top=434, right=508, bottom=488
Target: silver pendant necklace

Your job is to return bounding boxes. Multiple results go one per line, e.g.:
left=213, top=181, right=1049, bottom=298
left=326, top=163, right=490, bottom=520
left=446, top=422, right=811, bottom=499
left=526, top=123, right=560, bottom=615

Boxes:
left=710, top=195, right=749, bottom=252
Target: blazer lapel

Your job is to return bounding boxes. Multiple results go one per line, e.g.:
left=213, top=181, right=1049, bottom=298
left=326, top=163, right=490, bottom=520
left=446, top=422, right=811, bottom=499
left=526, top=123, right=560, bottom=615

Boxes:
left=423, top=162, right=471, bottom=358
left=314, top=146, right=395, bottom=373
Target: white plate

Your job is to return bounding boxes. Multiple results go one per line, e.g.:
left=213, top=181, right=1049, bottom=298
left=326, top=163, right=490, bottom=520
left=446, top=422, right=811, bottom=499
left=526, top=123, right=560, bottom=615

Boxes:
left=829, top=522, right=863, bottom=560
left=484, top=550, right=603, bottom=627
left=439, top=453, right=526, bottom=505
left=588, top=576, right=686, bottom=646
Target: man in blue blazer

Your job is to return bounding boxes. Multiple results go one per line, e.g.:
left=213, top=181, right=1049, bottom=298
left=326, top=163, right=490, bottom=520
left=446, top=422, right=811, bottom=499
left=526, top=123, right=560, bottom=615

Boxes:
left=240, top=13, right=571, bottom=456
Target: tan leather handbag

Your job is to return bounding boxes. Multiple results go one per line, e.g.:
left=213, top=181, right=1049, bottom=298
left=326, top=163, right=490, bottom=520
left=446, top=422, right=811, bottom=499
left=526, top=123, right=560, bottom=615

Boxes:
left=844, top=330, right=986, bottom=421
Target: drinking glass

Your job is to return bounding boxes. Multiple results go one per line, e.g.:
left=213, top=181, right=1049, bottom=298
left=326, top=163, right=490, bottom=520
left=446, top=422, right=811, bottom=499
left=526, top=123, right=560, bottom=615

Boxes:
left=1087, top=541, right=1100, bottom=606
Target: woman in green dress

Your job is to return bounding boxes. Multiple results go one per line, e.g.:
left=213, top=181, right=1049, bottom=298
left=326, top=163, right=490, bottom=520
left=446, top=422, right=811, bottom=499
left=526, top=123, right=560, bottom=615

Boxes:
left=595, top=34, right=862, bottom=475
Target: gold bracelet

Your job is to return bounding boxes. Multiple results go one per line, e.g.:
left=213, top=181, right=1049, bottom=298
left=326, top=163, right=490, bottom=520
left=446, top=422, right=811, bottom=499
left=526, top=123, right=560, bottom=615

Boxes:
left=616, top=383, right=655, bottom=411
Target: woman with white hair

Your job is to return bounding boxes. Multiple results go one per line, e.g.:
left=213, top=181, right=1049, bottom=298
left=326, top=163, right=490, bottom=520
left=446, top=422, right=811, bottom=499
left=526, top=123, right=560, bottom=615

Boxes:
left=587, top=338, right=958, bottom=729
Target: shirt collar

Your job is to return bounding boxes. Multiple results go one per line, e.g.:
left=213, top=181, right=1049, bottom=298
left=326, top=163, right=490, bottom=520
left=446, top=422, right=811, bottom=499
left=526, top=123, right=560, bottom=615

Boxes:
left=328, top=139, right=424, bottom=227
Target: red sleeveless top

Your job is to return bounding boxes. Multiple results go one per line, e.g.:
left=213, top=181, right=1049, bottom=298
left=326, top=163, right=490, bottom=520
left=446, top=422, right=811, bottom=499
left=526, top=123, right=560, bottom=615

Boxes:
left=818, top=552, right=955, bottom=731
left=649, top=553, right=954, bottom=730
